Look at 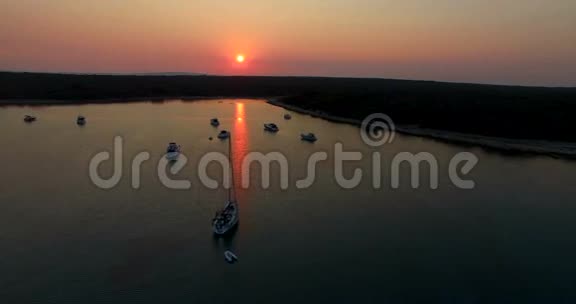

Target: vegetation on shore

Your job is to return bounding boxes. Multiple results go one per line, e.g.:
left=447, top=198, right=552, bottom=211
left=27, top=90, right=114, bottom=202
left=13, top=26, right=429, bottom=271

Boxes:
left=1, top=72, right=575, bottom=142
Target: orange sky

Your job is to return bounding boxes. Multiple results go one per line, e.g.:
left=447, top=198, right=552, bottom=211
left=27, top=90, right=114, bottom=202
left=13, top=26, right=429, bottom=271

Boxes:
left=1, top=0, right=575, bottom=86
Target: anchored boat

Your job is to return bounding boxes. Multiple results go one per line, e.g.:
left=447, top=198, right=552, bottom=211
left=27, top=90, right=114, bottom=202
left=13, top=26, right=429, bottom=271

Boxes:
left=165, top=142, right=181, bottom=160
left=213, top=133, right=239, bottom=235
left=23, top=115, right=37, bottom=122
left=264, top=123, right=279, bottom=132
left=224, top=250, right=238, bottom=263
left=300, top=133, right=317, bottom=142
left=218, top=130, right=230, bottom=139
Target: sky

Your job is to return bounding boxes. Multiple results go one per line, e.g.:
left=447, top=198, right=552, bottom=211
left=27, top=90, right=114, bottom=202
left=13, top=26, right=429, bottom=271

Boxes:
left=0, top=0, right=575, bottom=86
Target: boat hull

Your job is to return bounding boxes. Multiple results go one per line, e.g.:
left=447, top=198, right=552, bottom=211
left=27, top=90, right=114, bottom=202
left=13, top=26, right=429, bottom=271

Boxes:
left=218, top=133, right=230, bottom=139
left=212, top=201, right=239, bottom=235
left=264, top=124, right=279, bottom=132
left=301, top=135, right=317, bottom=142
left=165, top=152, right=180, bottom=160
left=224, top=250, right=238, bottom=263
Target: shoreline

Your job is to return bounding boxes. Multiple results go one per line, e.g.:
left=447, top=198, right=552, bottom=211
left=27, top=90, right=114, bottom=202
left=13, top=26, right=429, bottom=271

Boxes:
left=2, top=95, right=575, bottom=159
left=267, top=99, right=576, bottom=159
left=3, top=72, right=575, bottom=144
left=0, top=96, right=269, bottom=106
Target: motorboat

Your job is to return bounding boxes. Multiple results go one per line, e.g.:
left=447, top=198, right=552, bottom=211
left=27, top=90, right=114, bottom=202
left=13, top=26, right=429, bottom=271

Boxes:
left=77, top=115, right=86, bottom=125
left=301, top=133, right=317, bottom=142
left=264, top=123, right=279, bottom=132
left=23, top=115, right=37, bottom=122
left=165, top=142, right=181, bottom=160
left=284, top=114, right=292, bottom=120
left=218, top=130, right=230, bottom=139
left=210, top=118, right=220, bottom=127
left=224, top=250, right=238, bottom=263
left=213, top=132, right=239, bottom=235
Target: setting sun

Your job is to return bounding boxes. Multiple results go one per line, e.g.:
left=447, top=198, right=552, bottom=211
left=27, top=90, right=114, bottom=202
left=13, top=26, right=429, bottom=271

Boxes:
left=236, top=54, right=245, bottom=63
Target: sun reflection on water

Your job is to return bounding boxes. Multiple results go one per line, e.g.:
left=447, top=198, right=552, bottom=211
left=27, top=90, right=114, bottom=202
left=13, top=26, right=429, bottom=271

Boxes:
left=232, top=102, right=248, bottom=207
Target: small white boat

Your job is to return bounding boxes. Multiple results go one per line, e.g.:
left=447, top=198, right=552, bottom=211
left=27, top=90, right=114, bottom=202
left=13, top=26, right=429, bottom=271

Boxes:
left=77, top=116, right=86, bottom=125
left=218, top=130, right=230, bottom=139
left=264, top=123, right=279, bottom=132
left=224, top=250, right=238, bottom=263
left=301, top=133, right=317, bottom=142
left=284, top=114, right=292, bottom=120
left=23, top=115, right=37, bottom=122
left=165, top=142, right=181, bottom=160
left=210, top=118, right=220, bottom=127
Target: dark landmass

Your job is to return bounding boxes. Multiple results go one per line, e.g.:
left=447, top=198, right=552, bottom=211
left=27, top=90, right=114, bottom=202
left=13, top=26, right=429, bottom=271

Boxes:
left=1, top=71, right=576, bottom=142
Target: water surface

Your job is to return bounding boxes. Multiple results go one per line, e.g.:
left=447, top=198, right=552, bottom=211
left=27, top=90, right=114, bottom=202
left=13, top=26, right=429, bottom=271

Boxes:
left=1, top=99, right=575, bottom=303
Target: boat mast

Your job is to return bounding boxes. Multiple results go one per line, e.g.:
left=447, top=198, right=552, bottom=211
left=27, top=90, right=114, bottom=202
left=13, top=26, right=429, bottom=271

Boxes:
left=228, top=134, right=236, bottom=202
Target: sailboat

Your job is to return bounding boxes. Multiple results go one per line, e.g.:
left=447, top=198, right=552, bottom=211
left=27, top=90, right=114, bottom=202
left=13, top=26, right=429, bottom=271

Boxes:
left=212, top=133, right=239, bottom=235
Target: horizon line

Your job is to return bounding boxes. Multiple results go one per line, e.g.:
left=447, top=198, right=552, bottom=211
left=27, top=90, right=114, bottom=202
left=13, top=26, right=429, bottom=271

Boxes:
left=1, top=70, right=575, bottom=89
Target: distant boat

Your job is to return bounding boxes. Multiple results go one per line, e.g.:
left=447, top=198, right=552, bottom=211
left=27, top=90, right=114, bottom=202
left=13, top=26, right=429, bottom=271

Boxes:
left=77, top=115, right=86, bottom=125
left=264, top=123, right=279, bottom=132
left=224, top=250, right=238, bottom=263
left=301, top=133, right=317, bottom=142
left=213, top=133, right=238, bottom=235
left=23, top=115, right=37, bottom=122
left=218, top=130, right=230, bottom=139
left=210, top=118, right=220, bottom=127
left=165, top=142, right=181, bottom=160
left=284, top=114, right=292, bottom=120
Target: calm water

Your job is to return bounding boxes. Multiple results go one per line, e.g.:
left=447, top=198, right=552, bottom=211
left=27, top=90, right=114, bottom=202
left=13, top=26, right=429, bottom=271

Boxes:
left=1, top=99, right=575, bottom=303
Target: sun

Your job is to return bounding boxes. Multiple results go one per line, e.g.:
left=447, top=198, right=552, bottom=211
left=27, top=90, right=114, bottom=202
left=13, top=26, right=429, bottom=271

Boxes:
left=236, top=54, right=245, bottom=63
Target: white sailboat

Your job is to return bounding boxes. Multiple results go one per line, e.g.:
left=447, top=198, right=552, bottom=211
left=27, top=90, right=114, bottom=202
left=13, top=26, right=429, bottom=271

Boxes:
left=212, top=133, right=239, bottom=235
